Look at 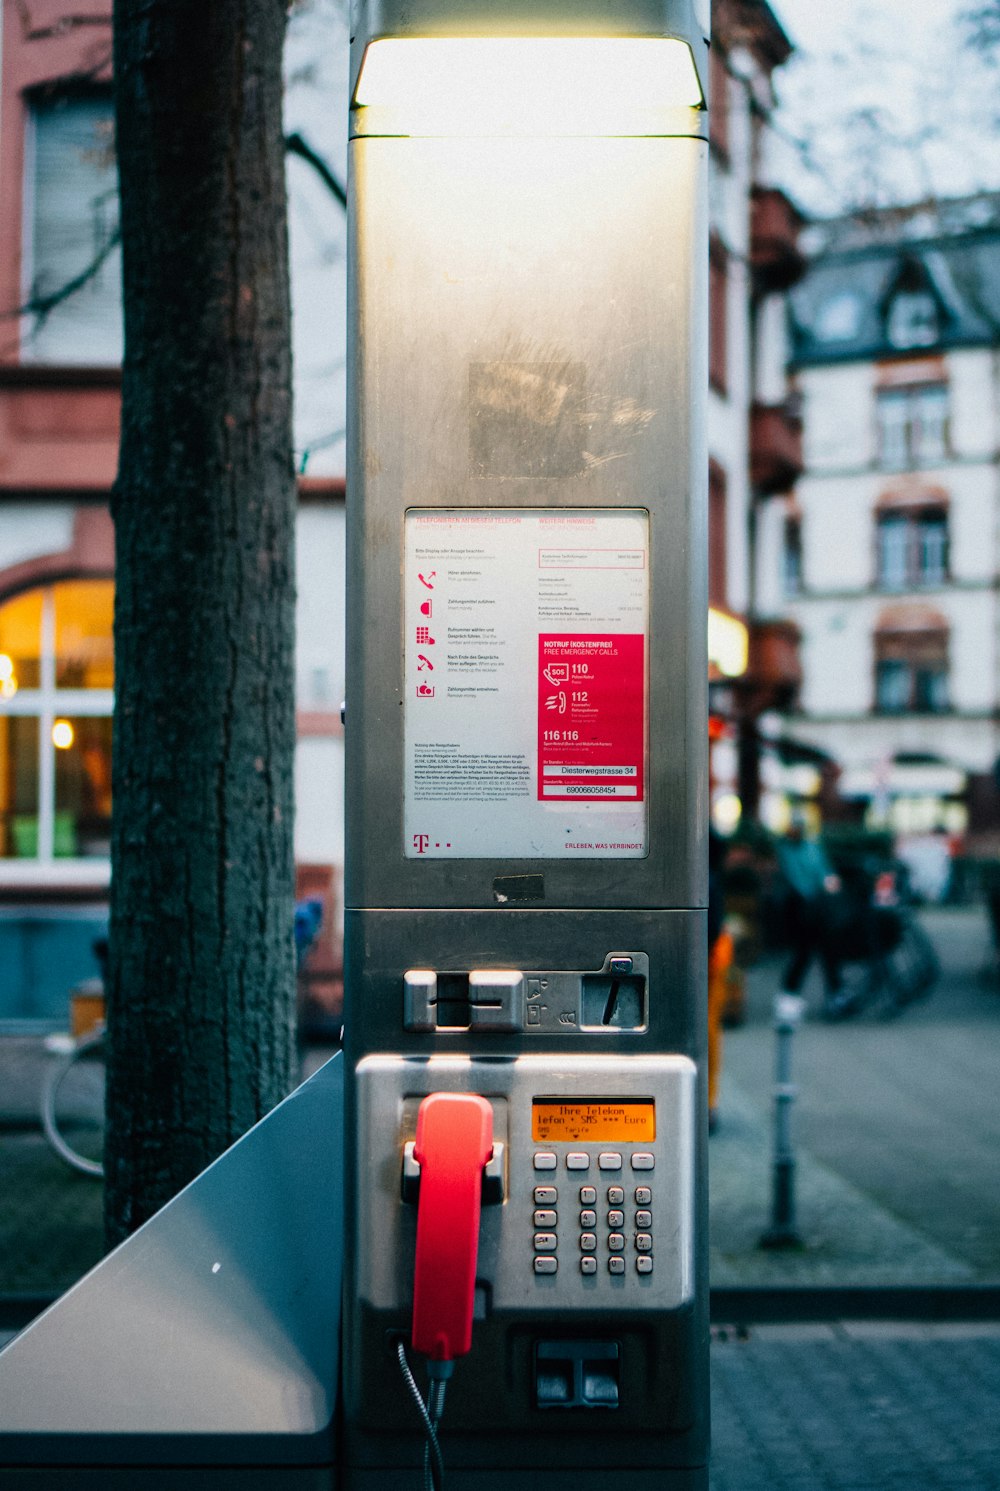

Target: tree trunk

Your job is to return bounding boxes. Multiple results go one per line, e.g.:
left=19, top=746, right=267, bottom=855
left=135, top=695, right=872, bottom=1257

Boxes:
left=106, top=0, right=297, bottom=1248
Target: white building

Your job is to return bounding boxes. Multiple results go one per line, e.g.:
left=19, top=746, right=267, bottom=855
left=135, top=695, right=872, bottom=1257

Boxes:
left=755, top=197, right=1000, bottom=845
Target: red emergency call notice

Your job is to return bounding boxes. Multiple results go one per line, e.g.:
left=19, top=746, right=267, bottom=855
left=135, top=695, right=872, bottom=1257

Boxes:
left=537, top=634, right=645, bottom=803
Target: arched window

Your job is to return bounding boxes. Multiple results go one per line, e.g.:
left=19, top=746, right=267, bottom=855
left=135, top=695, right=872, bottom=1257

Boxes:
left=0, top=581, right=113, bottom=863
left=873, top=604, right=949, bottom=716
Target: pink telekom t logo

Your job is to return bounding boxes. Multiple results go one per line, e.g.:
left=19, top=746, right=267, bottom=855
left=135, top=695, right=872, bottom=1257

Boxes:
left=413, top=834, right=430, bottom=854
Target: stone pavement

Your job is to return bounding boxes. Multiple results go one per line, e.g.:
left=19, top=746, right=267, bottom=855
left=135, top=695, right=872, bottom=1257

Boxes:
left=710, top=1319, right=1000, bottom=1490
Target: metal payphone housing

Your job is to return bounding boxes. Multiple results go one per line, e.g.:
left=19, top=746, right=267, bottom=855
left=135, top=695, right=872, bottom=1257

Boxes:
left=345, top=3, right=709, bottom=1485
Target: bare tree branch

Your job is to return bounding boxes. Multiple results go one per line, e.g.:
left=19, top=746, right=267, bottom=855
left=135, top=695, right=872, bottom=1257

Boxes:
left=285, top=131, right=346, bottom=209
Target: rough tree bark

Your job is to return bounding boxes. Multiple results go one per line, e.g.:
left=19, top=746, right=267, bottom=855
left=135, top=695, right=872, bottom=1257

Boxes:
left=106, top=0, right=297, bottom=1247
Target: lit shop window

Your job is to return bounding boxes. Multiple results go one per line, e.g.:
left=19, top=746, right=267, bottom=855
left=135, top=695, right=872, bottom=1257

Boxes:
left=0, top=582, right=113, bottom=861
left=23, top=92, right=122, bottom=364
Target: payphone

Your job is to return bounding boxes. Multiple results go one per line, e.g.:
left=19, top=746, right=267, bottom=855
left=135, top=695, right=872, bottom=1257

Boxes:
left=344, top=3, right=710, bottom=1488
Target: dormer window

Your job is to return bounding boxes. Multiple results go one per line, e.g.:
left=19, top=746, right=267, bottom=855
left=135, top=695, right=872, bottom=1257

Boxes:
left=886, top=290, right=939, bottom=350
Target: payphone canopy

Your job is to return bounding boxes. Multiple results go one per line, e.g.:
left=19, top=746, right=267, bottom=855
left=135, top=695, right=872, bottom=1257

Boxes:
left=349, top=0, right=711, bottom=108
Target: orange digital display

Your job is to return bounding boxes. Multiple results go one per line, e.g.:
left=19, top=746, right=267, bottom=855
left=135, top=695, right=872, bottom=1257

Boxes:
left=532, top=1099, right=655, bottom=1144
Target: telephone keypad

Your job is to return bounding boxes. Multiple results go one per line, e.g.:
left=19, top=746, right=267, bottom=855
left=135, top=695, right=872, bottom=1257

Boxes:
left=532, top=1152, right=654, bottom=1283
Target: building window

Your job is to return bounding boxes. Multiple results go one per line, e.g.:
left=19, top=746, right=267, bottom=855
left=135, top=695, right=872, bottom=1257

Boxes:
left=875, top=384, right=949, bottom=471
left=886, top=291, right=939, bottom=350
left=23, top=92, right=122, bottom=365
left=709, top=460, right=728, bottom=607
left=874, top=628, right=949, bottom=715
left=876, top=508, right=948, bottom=590
left=709, top=237, right=728, bottom=395
left=782, top=517, right=803, bottom=596
left=0, top=582, right=113, bottom=862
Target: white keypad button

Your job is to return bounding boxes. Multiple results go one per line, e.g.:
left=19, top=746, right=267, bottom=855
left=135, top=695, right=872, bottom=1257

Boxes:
left=580, top=1233, right=597, bottom=1252
left=534, top=1152, right=557, bottom=1171
left=566, top=1153, right=590, bottom=1171
left=608, top=1233, right=625, bottom=1252
left=607, top=1186, right=625, bottom=1206
left=636, top=1256, right=653, bottom=1275
left=635, top=1186, right=651, bottom=1206
left=580, top=1186, right=597, bottom=1205
left=607, top=1209, right=625, bottom=1229
left=580, top=1256, right=598, bottom=1275
left=580, top=1209, right=597, bottom=1228
left=635, top=1233, right=653, bottom=1253
left=636, top=1210, right=652, bottom=1229
left=534, top=1233, right=557, bottom=1252
left=534, top=1186, right=558, bottom=1205
left=598, top=1152, right=622, bottom=1171
left=631, top=1152, right=654, bottom=1170
left=534, top=1256, right=558, bottom=1275
left=533, top=1209, right=557, bottom=1228
left=608, top=1256, right=626, bottom=1275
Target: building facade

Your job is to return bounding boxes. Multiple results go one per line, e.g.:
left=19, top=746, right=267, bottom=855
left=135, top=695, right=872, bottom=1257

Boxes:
left=756, top=197, right=1000, bottom=849
left=706, top=0, right=805, bottom=834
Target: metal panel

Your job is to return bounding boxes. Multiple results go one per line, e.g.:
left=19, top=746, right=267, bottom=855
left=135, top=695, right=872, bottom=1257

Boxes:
left=345, top=131, right=707, bottom=912
left=0, top=1055, right=343, bottom=1470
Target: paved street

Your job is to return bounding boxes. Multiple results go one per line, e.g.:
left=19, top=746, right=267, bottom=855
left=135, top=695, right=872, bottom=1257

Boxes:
left=712, top=906, right=1000, bottom=1285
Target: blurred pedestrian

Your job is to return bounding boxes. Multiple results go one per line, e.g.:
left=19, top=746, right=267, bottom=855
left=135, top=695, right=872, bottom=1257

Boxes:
left=707, top=826, right=730, bottom=1133
left=776, top=820, right=855, bottom=1019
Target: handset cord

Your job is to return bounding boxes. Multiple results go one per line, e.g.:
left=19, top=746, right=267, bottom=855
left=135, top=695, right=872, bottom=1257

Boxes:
left=396, top=1339, right=449, bottom=1491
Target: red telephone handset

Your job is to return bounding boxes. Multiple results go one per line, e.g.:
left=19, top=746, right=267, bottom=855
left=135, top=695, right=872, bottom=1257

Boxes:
left=411, top=1092, right=494, bottom=1363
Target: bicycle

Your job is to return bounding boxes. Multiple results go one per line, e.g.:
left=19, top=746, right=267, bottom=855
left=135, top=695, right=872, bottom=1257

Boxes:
left=41, top=1018, right=106, bottom=1178
left=40, top=903, right=327, bottom=1179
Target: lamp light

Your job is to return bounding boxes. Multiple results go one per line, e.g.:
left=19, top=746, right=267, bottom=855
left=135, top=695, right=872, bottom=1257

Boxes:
left=354, top=37, right=703, bottom=134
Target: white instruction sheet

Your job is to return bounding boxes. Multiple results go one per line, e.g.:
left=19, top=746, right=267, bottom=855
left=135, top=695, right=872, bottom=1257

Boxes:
left=403, top=509, right=649, bottom=859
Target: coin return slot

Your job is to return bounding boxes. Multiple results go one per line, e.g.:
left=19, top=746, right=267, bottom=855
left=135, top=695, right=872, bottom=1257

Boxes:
left=534, top=1339, right=620, bottom=1409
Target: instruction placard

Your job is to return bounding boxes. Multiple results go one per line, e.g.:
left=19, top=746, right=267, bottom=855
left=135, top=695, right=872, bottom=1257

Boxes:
left=404, top=509, right=649, bottom=859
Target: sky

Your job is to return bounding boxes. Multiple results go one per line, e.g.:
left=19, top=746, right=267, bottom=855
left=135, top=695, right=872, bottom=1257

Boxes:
left=767, top=0, right=1000, bottom=216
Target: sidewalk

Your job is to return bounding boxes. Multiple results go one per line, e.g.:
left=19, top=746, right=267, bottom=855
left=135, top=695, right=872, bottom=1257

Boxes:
left=710, top=1319, right=1000, bottom=1490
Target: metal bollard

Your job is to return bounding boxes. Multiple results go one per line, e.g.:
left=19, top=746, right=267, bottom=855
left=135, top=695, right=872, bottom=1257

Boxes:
left=759, top=991, right=806, bottom=1250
